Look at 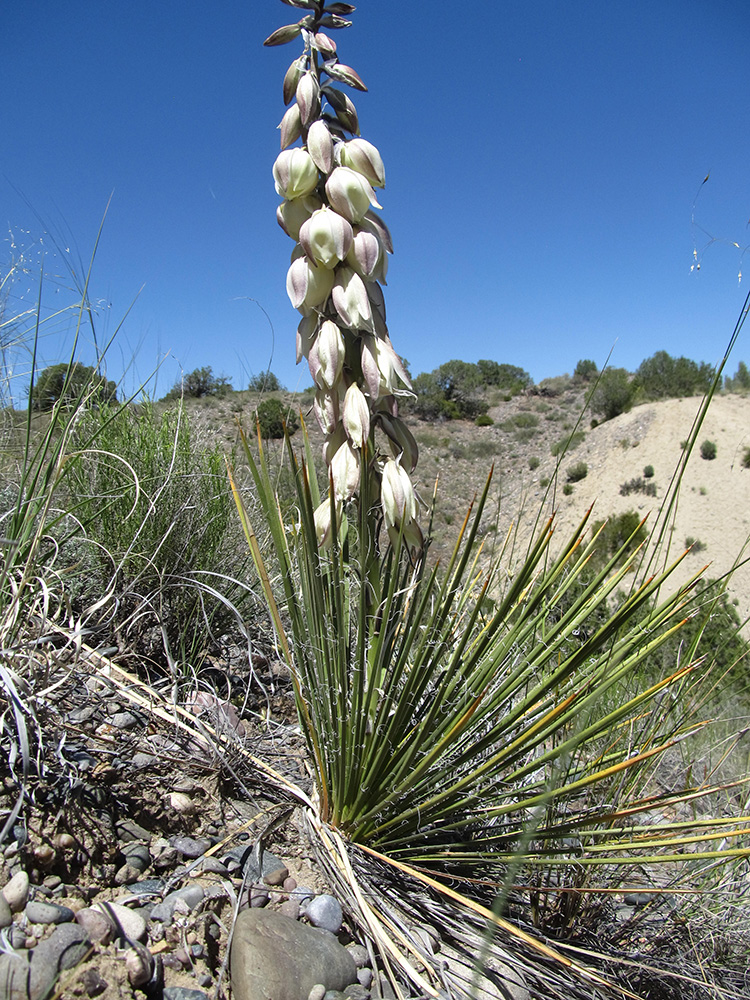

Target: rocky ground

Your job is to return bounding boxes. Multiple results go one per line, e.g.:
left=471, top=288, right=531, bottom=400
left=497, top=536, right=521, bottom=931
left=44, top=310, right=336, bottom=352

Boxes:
left=0, top=642, right=390, bottom=1000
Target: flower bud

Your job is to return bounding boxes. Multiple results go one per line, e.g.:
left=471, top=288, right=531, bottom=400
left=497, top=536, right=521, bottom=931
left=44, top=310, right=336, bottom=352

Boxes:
left=361, top=334, right=412, bottom=399
left=381, top=458, right=417, bottom=530
left=346, top=229, right=385, bottom=281
left=299, top=207, right=353, bottom=269
left=274, top=148, right=319, bottom=200
left=338, top=139, right=385, bottom=188
left=313, top=387, right=339, bottom=434
left=279, top=102, right=302, bottom=149
left=283, top=55, right=306, bottom=105
left=306, top=120, right=334, bottom=173
left=277, top=194, right=322, bottom=241
left=263, top=22, right=303, bottom=47
left=378, top=413, right=419, bottom=472
left=342, top=383, right=370, bottom=448
left=308, top=319, right=344, bottom=389
left=286, top=257, right=335, bottom=313
left=332, top=267, right=373, bottom=330
left=325, top=167, right=380, bottom=223
left=363, top=210, right=393, bottom=254
left=296, top=71, right=320, bottom=125
left=322, top=87, right=360, bottom=134
left=325, top=62, right=367, bottom=91
left=313, top=32, right=337, bottom=58
left=296, top=314, right=317, bottom=363
left=330, top=441, right=360, bottom=501
left=314, top=496, right=342, bottom=549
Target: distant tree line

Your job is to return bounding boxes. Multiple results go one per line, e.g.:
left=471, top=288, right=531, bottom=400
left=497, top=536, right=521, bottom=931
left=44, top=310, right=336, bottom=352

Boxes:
left=406, top=360, right=531, bottom=421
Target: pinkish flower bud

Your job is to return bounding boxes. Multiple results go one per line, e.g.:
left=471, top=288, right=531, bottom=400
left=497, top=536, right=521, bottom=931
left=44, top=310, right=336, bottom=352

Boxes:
left=381, top=458, right=417, bottom=530
left=332, top=267, right=373, bottom=330
left=283, top=55, right=306, bottom=105
left=338, top=139, right=385, bottom=188
left=299, top=207, right=353, bottom=269
left=274, top=148, right=319, bottom=200
left=345, top=229, right=386, bottom=282
left=308, top=319, right=344, bottom=389
left=279, top=102, right=302, bottom=149
left=313, top=388, right=339, bottom=434
left=313, top=32, right=337, bottom=58
left=378, top=413, right=419, bottom=472
left=325, top=62, right=367, bottom=92
left=322, top=87, right=360, bottom=134
left=330, top=441, right=360, bottom=501
left=314, top=496, right=342, bottom=548
left=296, top=71, right=320, bottom=125
left=361, top=334, right=412, bottom=398
left=325, top=167, right=380, bottom=223
left=342, top=383, right=370, bottom=448
left=296, top=314, right=317, bottom=363
left=286, top=257, right=335, bottom=313
left=263, top=22, right=303, bottom=47
left=306, top=120, right=334, bottom=173
left=277, top=194, right=322, bottom=241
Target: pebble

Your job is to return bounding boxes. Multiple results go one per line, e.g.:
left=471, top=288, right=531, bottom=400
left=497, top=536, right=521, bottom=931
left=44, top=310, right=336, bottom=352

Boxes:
left=76, top=907, right=113, bottom=944
left=291, top=884, right=315, bottom=905
left=111, top=711, right=139, bottom=729
left=92, top=900, right=147, bottom=942
left=76, top=967, right=109, bottom=997
left=170, top=836, right=211, bottom=859
left=3, top=870, right=30, bottom=911
left=125, top=945, right=153, bottom=986
left=263, top=863, right=289, bottom=886
left=278, top=899, right=300, bottom=919
left=115, top=863, right=143, bottom=886
left=169, top=792, right=195, bottom=814
left=132, top=752, right=157, bottom=768
left=122, top=842, right=151, bottom=871
left=624, top=891, right=653, bottom=906
left=194, top=856, right=229, bottom=876
left=125, top=877, right=165, bottom=897
left=356, top=968, right=373, bottom=989
left=305, top=894, right=344, bottom=934
left=0, top=894, right=11, bottom=928
left=163, top=988, right=209, bottom=1000
left=308, top=988, right=326, bottom=1000
left=67, top=705, right=97, bottom=724
left=248, top=886, right=269, bottom=909
left=346, top=945, right=369, bottom=969
left=150, top=883, right=205, bottom=924
left=116, top=818, right=152, bottom=843
left=25, top=900, right=75, bottom=924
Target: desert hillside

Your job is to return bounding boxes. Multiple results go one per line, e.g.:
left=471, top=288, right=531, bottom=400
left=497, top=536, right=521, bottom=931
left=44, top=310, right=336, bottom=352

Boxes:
left=407, top=392, right=750, bottom=625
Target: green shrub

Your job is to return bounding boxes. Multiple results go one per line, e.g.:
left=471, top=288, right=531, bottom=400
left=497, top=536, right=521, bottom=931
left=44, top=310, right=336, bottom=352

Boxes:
left=700, top=439, right=717, bottom=460
left=255, top=397, right=300, bottom=439
left=685, top=536, right=707, bottom=553
left=528, top=456, right=540, bottom=471
left=573, top=358, right=598, bottom=381
left=566, top=461, right=588, bottom=482
left=590, top=367, right=635, bottom=421
left=635, top=350, right=714, bottom=400
left=475, top=413, right=494, bottom=427
left=163, top=365, right=231, bottom=400
left=620, top=476, right=657, bottom=497
left=31, top=362, right=117, bottom=411
left=643, top=464, right=655, bottom=478
left=742, top=447, right=750, bottom=469
left=249, top=370, right=284, bottom=392
left=562, top=482, right=573, bottom=495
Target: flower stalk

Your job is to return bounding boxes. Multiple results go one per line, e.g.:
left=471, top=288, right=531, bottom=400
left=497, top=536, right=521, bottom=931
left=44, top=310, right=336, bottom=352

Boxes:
left=265, top=0, right=421, bottom=556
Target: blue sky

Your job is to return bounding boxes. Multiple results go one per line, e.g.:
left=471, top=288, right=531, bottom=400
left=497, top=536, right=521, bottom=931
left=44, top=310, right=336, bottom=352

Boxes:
left=3, top=0, right=749, bottom=401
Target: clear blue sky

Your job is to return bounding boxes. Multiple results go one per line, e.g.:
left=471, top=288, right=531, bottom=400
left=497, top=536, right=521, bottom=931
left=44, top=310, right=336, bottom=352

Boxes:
left=3, top=0, right=749, bottom=401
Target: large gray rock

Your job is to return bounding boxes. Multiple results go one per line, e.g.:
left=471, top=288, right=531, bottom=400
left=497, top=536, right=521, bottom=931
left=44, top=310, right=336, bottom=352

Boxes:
left=230, top=909, right=357, bottom=1000
left=29, top=924, right=91, bottom=1000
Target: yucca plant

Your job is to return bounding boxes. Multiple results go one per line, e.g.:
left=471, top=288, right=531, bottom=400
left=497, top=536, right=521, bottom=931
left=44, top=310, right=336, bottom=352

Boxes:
left=230, top=3, right=750, bottom=996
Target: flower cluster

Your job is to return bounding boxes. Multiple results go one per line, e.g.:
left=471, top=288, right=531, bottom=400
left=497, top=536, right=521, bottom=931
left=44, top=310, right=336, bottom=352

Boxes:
left=265, top=0, right=422, bottom=554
